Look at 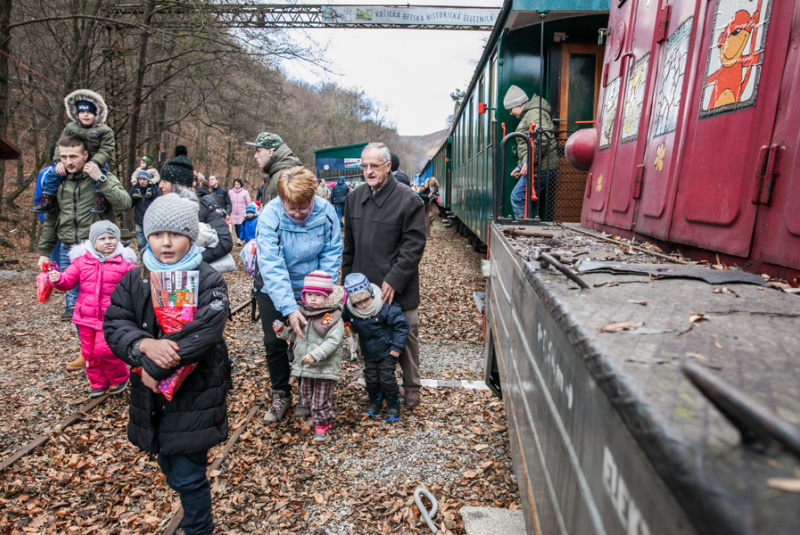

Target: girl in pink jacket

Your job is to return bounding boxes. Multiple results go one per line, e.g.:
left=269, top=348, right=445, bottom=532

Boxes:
left=228, top=179, right=251, bottom=245
left=49, top=221, right=138, bottom=397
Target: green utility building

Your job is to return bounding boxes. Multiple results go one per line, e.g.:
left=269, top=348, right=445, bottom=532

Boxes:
left=314, top=143, right=367, bottom=182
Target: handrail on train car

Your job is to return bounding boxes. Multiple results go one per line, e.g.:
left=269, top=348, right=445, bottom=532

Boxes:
left=497, top=131, right=533, bottom=222
left=682, top=361, right=800, bottom=460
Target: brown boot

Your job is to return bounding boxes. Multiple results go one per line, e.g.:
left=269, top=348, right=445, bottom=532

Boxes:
left=404, top=390, right=420, bottom=409
left=66, top=354, right=85, bottom=371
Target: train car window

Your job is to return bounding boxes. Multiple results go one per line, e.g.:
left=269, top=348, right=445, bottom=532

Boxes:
left=478, top=77, right=485, bottom=153
left=468, top=96, right=473, bottom=159
left=489, top=55, right=497, bottom=142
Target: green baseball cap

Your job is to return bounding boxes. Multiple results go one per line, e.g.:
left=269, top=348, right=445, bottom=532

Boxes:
left=246, top=132, right=283, bottom=150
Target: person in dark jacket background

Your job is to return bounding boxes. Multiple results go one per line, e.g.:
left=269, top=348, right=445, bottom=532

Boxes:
left=104, top=193, right=231, bottom=535
left=343, top=273, right=409, bottom=422
left=158, top=146, right=233, bottom=264
left=130, top=169, right=162, bottom=252
left=330, top=176, right=349, bottom=221
left=342, top=142, right=426, bottom=409
left=208, top=174, right=232, bottom=215
left=246, top=132, right=302, bottom=203
left=390, top=153, right=411, bottom=187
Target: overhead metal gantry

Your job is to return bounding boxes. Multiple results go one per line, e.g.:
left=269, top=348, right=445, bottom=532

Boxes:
left=108, top=3, right=500, bottom=30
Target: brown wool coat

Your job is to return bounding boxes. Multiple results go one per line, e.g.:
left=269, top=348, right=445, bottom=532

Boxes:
left=342, top=176, right=426, bottom=311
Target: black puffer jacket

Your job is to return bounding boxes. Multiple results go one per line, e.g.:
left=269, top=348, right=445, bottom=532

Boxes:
left=195, top=187, right=233, bottom=263
left=130, top=185, right=162, bottom=226
left=210, top=186, right=232, bottom=215
left=104, top=262, right=231, bottom=456
left=343, top=301, right=409, bottom=361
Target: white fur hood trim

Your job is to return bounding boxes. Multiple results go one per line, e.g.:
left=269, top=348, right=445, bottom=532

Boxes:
left=69, top=240, right=139, bottom=264
left=64, top=89, right=108, bottom=126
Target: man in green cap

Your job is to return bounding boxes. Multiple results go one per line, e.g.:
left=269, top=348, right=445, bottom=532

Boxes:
left=246, top=132, right=302, bottom=203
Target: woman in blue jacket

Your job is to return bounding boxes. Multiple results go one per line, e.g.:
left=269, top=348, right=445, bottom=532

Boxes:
left=254, top=166, right=342, bottom=423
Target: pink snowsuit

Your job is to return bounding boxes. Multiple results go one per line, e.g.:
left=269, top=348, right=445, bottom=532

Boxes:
left=228, top=187, right=252, bottom=225
left=51, top=242, right=138, bottom=389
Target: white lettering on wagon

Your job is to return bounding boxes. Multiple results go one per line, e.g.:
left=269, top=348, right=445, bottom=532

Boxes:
left=536, top=322, right=574, bottom=410
left=603, top=447, right=652, bottom=535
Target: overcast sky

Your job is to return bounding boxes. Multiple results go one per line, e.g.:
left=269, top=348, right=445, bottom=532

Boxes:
left=280, top=1, right=503, bottom=136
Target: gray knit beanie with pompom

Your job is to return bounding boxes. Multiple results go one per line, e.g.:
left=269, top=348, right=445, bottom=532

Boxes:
left=142, top=193, right=200, bottom=243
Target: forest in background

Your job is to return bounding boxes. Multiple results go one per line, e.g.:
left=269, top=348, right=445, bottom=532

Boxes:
left=0, top=0, right=440, bottom=253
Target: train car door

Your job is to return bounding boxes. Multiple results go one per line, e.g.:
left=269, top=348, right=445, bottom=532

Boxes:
left=666, top=0, right=792, bottom=258
left=752, top=5, right=800, bottom=273
left=633, top=0, right=702, bottom=241
left=582, top=0, right=635, bottom=226
left=603, top=0, right=661, bottom=230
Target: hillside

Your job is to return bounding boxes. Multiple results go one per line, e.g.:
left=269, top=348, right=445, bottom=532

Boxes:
left=397, top=128, right=449, bottom=174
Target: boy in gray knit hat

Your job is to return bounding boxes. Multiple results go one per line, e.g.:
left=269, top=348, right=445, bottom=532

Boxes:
left=141, top=193, right=204, bottom=271
left=503, top=84, right=558, bottom=220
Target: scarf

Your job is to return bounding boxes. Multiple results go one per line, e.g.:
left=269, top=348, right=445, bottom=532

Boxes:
left=346, top=283, right=384, bottom=319
left=142, top=244, right=204, bottom=272
left=298, top=286, right=345, bottom=337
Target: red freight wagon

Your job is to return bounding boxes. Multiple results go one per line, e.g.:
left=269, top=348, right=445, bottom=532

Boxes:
left=579, top=0, right=799, bottom=281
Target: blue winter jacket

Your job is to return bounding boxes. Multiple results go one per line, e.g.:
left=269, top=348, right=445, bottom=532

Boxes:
left=255, top=195, right=342, bottom=316
left=34, top=164, right=54, bottom=223
left=331, top=177, right=349, bottom=205
left=344, top=302, right=409, bottom=361
left=238, top=215, right=258, bottom=243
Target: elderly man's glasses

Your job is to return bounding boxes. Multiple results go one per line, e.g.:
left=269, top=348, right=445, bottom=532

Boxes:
left=360, top=161, right=389, bottom=171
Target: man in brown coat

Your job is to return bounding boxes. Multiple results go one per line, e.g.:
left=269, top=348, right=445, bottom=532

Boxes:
left=342, top=142, right=427, bottom=408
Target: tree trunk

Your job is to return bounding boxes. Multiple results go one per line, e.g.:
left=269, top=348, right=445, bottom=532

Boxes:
left=125, top=0, right=155, bottom=186
left=0, top=0, right=12, bottom=220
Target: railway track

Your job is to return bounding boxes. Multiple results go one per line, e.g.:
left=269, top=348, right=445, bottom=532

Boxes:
left=0, top=295, right=256, bottom=472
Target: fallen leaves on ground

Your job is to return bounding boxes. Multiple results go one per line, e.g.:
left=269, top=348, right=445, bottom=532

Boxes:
left=0, top=224, right=518, bottom=534
left=601, top=321, right=644, bottom=333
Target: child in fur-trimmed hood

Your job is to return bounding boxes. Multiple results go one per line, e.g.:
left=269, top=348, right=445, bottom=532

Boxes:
left=34, top=89, right=116, bottom=215
left=273, top=270, right=345, bottom=442
left=48, top=221, right=137, bottom=397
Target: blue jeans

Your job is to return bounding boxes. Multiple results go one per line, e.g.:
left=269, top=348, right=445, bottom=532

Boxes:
left=335, top=203, right=344, bottom=219
left=510, top=170, right=555, bottom=220
left=59, top=242, right=79, bottom=311
left=135, top=224, right=146, bottom=252
left=43, top=164, right=106, bottom=196
left=50, top=240, right=62, bottom=264
left=158, top=451, right=214, bottom=535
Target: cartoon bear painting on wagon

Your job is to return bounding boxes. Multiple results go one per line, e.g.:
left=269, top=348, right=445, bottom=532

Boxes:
left=700, top=0, right=772, bottom=117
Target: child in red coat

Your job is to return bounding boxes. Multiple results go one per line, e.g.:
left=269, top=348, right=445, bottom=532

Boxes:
left=49, top=221, right=138, bottom=397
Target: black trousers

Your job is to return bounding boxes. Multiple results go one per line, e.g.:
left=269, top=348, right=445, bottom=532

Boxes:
left=364, top=357, right=399, bottom=404
left=256, top=291, right=291, bottom=396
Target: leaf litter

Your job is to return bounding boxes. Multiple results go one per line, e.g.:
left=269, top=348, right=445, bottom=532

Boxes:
left=1, top=222, right=518, bottom=534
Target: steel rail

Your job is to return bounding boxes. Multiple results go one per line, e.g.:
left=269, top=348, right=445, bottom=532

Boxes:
left=162, top=395, right=267, bottom=535
left=559, top=224, right=689, bottom=265
left=0, top=297, right=255, bottom=471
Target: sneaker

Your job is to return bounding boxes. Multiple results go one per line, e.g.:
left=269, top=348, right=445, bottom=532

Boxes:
left=306, top=416, right=314, bottom=426
left=366, top=394, right=382, bottom=418
left=263, top=391, right=291, bottom=423
left=131, top=188, right=143, bottom=200
left=61, top=308, right=74, bottom=322
left=145, top=188, right=153, bottom=199
left=31, top=194, right=56, bottom=214
left=295, top=404, right=311, bottom=418
left=66, top=354, right=84, bottom=371
left=90, top=192, right=106, bottom=214
left=387, top=404, right=401, bottom=422
left=90, top=387, right=107, bottom=398
left=313, top=424, right=331, bottom=442
left=108, top=378, right=130, bottom=395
